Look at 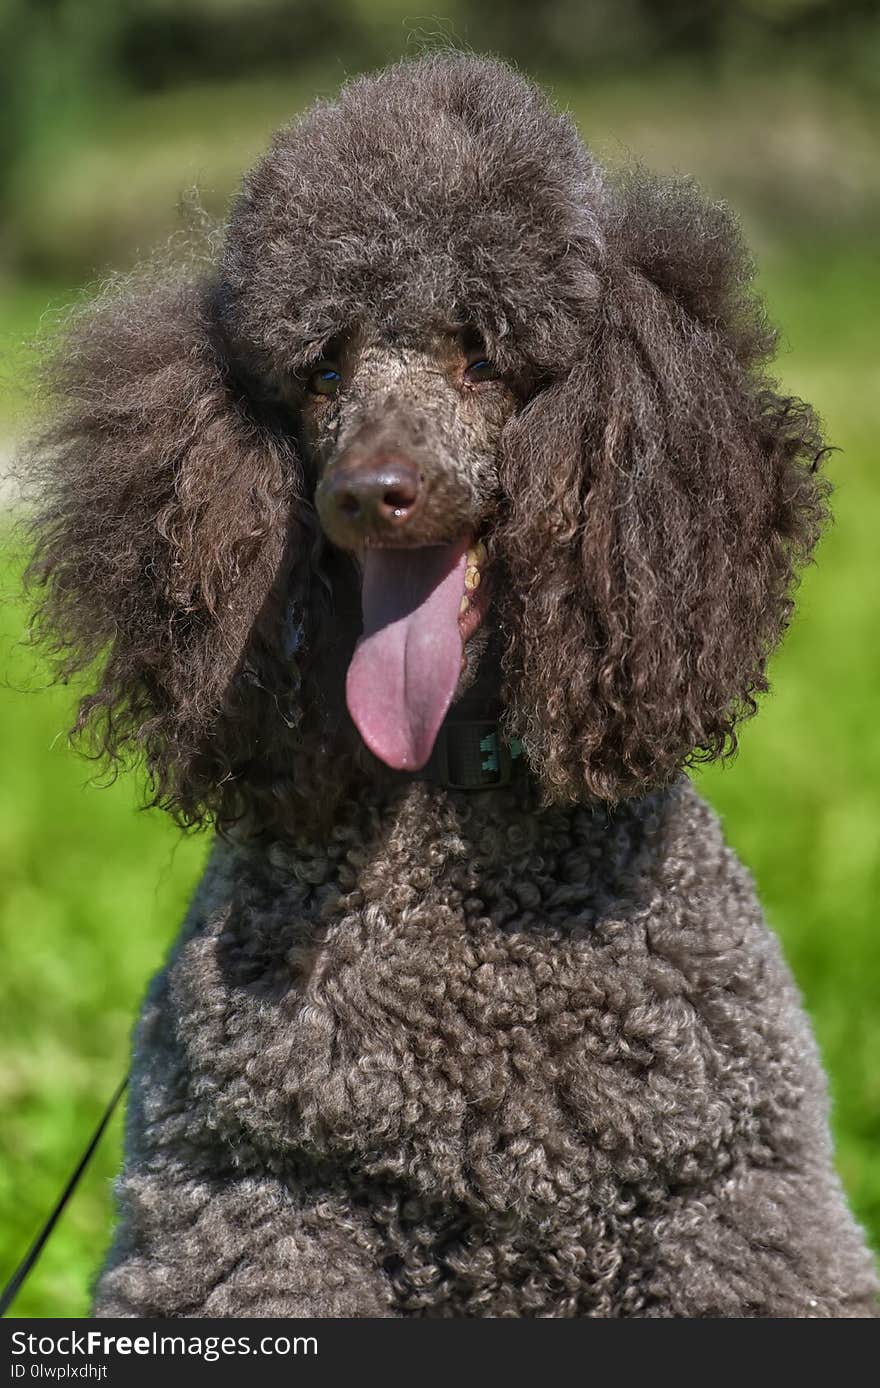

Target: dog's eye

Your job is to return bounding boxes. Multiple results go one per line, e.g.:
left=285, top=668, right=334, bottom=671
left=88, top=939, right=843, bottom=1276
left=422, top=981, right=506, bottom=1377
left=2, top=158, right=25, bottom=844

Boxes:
left=464, top=358, right=498, bottom=384
left=308, top=365, right=342, bottom=397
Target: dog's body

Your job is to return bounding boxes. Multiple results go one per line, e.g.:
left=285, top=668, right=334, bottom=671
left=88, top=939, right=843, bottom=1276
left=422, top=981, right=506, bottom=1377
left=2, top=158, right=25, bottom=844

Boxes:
left=25, top=54, right=878, bottom=1316
left=95, top=779, right=877, bottom=1317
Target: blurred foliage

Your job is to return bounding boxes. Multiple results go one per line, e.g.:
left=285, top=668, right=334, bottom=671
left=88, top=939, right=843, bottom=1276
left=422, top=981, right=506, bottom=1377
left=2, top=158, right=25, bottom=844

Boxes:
left=1, top=64, right=878, bottom=287
left=0, top=0, right=878, bottom=1323
left=2, top=0, right=880, bottom=277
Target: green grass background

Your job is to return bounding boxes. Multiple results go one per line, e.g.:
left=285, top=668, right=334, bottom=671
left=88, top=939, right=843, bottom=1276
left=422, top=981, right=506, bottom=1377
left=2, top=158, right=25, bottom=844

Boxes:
left=1, top=75, right=878, bottom=1319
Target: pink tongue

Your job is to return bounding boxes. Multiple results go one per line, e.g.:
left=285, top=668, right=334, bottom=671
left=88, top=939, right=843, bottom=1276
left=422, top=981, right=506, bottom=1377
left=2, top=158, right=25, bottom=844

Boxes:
left=346, top=543, right=467, bottom=770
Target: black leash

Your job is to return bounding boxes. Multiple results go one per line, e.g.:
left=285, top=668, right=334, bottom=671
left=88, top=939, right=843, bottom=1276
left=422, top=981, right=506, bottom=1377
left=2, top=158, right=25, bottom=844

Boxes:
left=0, top=1072, right=129, bottom=1317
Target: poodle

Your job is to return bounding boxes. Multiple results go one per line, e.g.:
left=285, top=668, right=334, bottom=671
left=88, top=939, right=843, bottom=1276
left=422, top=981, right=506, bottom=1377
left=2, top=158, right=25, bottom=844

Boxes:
left=24, top=52, right=878, bottom=1317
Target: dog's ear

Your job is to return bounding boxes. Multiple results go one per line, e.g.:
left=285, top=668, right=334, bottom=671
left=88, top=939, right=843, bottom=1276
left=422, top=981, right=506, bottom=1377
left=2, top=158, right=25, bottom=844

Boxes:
left=498, top=173, right=830, bottom=803
left=23, top=273, right=317, bottom=828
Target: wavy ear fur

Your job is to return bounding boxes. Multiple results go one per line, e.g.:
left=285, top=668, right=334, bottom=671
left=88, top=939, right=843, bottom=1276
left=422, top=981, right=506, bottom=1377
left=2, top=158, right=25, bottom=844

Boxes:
left=22, top=274, right=317, bottom=828
left=499, top=173, right=830, bottom=803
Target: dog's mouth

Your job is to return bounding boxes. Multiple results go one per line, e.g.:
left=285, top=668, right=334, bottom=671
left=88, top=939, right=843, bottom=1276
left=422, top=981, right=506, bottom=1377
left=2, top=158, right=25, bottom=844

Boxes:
left=345, top=537, right=491, bottom=770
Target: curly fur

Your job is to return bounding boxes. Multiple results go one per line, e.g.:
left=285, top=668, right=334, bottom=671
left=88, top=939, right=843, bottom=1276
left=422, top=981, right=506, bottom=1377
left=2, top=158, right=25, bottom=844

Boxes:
left=21, top=52, right=877, bottom=1316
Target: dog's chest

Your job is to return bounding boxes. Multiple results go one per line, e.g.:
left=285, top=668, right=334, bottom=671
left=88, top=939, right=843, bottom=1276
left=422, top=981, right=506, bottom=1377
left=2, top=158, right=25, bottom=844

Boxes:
left=170, top=785, right=764, bottom=1213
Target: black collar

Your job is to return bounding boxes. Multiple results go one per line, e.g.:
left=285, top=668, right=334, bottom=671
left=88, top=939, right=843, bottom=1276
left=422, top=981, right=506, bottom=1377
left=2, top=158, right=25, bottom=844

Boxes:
left=418, top=717, right=526, bottom=791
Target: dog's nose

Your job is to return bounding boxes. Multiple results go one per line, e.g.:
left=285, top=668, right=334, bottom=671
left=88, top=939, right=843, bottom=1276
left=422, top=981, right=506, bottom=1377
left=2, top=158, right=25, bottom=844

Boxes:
left=317, top=457, right=422, bottom=543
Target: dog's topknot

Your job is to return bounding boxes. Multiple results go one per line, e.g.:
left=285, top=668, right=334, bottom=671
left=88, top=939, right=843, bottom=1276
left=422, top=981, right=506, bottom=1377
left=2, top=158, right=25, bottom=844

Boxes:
left=220, top=53, right=607, bottom=380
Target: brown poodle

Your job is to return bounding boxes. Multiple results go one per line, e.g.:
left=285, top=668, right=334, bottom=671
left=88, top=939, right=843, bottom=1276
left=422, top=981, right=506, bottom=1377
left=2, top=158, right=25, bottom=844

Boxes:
left=24, top=52, right=878, bottom=1316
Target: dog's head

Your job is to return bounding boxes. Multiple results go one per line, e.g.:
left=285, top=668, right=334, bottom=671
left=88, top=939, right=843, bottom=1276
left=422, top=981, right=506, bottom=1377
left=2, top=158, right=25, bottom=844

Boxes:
left=25, top=54, right=829, bottom=828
